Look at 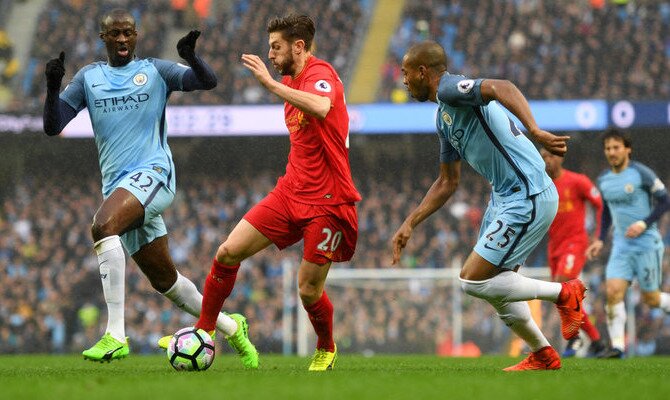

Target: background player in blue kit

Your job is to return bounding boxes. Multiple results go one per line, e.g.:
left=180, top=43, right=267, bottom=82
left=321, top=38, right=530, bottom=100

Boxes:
left=42, top=9, right=258, bottom=368
left=391, top=41, right=584, bottom=371
left=586, top=128, right=670, bottom=358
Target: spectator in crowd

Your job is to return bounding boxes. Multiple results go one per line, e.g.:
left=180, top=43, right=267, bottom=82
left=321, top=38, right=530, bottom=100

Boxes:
left=377, top=0, right=670, bottom=102
left=1, top=139, right=669, bottom=356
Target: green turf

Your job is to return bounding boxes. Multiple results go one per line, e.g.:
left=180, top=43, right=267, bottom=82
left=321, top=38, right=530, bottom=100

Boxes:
left=1, top=354, right=669, bottom=400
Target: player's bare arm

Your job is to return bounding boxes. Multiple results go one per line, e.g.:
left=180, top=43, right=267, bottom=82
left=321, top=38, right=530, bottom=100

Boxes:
left=392, top=161, right=461, bottom=264
left=480, top=79, right=569, bottom=156
left=241, top=53, right=331, bottom=119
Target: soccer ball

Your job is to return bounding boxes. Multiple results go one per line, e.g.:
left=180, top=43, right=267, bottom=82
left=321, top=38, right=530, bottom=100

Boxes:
left=167, top=327, right=215, bottom=371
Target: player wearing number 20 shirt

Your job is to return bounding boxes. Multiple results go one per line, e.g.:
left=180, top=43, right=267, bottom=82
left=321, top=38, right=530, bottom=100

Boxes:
left=245, top=54, right=361, bottom=262
left=194, top=15, right=359, bottom=371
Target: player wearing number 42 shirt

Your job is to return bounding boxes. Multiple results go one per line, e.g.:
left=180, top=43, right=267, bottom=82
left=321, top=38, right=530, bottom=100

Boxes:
left=42, top=9, right=258, bottom=367
left=392, top=40, right=584, bottom=371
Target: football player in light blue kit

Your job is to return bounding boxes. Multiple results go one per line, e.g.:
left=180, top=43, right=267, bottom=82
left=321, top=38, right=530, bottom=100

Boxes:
left=42, top=9, right=258, bottom=367
left=392, top=41, right=585, bottom=371
left=586, top=128, right=670, bottom=358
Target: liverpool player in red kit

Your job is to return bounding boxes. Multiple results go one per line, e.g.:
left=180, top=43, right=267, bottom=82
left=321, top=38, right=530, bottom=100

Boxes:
left=541, top=149, right=605, bottom=356
left=195, top=14, right=360, bottom=371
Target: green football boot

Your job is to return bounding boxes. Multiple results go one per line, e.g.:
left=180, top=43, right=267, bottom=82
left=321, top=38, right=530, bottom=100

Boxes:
left=308, top=343, right=337, bottom=371
left=158, top=330, right=216, bottom=349
left=82, top=333, right=129, bottom=362
left=157, top=335, right=172, bottom=350
left=226, top=313, right=260, bottom=369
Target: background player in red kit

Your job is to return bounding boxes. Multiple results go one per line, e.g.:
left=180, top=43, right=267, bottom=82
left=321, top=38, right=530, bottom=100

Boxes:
left=541, top=149, right=605, bottom=356
left=195, top=14, right=360, bottom=371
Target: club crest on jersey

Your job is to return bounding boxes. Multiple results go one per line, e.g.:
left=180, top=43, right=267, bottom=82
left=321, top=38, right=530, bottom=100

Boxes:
left=624, top=183, right=634, bottom=194
left=652, top=178, right=666, bottom=192
left=315, top=80, right=332, bottom=93
left=133, top=73, right=148, bottom=86
left=442, top=112, right=453, bottom=126
left=457, top=79, right=475, bottom=94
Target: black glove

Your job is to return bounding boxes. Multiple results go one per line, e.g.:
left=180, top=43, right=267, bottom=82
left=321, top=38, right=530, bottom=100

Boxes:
left=45, top=51, right=65, bottom=92
left=177, top=30, right=200, bottom=62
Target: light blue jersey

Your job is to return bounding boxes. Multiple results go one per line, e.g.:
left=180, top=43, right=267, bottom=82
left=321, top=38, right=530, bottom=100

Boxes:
left=435, top=74, right=552, bottom=202
left=60, top=58, right=188, bottom=196
left=435, top=73, right=556, bottom=268
left=597, top=161, right=666, bottom=252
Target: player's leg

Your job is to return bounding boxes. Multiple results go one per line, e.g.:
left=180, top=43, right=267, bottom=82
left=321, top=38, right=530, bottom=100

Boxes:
left=132, top=233, right=259, bottom=368
left=460, top=187, right=583, bottom=370
left=298, top=259, right=338, bottom=371
left=598, top=278, right=628, bottom=358
left=638, top=246, right=670, bottom=313
left=642, top=291, right=670, bottom=312
left=195, top=218, right=272, bottom=332
left=597, top=246, right=634, bottom=358
left=123, top=171, right=241, bottom=335
left=554, top=249, right=602, bottom=356
left=300, top=203, right=357, bottom=371
left=463, top=188, right=585, bottom=338
left=130, top=235, right=235, bottom=333
left=83, top=187, right=145, bottom=361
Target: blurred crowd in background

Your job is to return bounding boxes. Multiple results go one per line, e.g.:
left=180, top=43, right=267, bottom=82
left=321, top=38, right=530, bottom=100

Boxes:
left=1, top=0, right=670, bottom=357
left=377, top=0, right=670, bottom=102
left=1, top=0, right=670, bottom=112
left=1, top=134, right=669, bottom=356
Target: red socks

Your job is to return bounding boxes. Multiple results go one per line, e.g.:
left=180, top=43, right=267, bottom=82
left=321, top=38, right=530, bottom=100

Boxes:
left=580, top=308, right=601, bottom=341
left=195, top=259, right=239, bottom=332
left=304, top=291, right=335, bottom=352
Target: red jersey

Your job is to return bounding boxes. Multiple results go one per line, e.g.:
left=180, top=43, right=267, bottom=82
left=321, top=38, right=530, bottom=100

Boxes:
left=548, top=169, right=603, bottom=256
left=275, top=56, right=361, bottom=205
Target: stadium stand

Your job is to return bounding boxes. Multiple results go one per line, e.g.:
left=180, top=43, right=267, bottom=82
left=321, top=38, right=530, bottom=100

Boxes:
left=377, top=0, right=670, bottom=102
left=5, top=0, right=670, bottom=111
left=0, top=134, right=668, bottom=355
left=0, top=0, right=669, bottom=357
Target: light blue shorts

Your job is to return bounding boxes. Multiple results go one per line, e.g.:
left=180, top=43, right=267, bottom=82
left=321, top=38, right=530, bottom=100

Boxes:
left=114, top=167, right=174, bottom=255
left=606, top=244, right=664, bottom=292
left=474, top=184, right=558, bottom=269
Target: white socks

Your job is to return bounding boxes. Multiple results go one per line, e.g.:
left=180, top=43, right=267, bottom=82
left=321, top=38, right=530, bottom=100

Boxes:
left=460, top=271, right=562, bottom=303
left=606, top=301, right=626, bottom=351
left=94, top=235, right=126, bottom=342
left=163, top=272, right=238, bottom=336
left=460, top=271, right=560, bottom=352
left=659, top=292, right=670, bottom=313
left=493, top=301, right=550, bottom=352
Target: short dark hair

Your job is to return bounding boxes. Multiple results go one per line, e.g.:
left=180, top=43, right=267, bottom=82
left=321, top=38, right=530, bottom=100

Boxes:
left=405, top=41, right=448, bottom=72
left=267, top=14, right=315, bottom=51
left=100, top=8, right=135, bottom=32
left=602, top=128, right=632, bottom=148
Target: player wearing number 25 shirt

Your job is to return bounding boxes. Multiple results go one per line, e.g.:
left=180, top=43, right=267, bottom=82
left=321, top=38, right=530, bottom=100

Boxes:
left=392, top=41, right=585, bottom=371
left=194, top=14, right=360, bottom=372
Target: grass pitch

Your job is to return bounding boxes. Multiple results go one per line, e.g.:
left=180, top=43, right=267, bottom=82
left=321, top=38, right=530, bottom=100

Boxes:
left=1, top=354, right=668, bottom=400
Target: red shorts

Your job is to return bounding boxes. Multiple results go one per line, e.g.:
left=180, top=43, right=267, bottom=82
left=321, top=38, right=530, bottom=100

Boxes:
left=548, top=241, right=587, bottom=280
left=243, top=190, right=358, bottom=264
